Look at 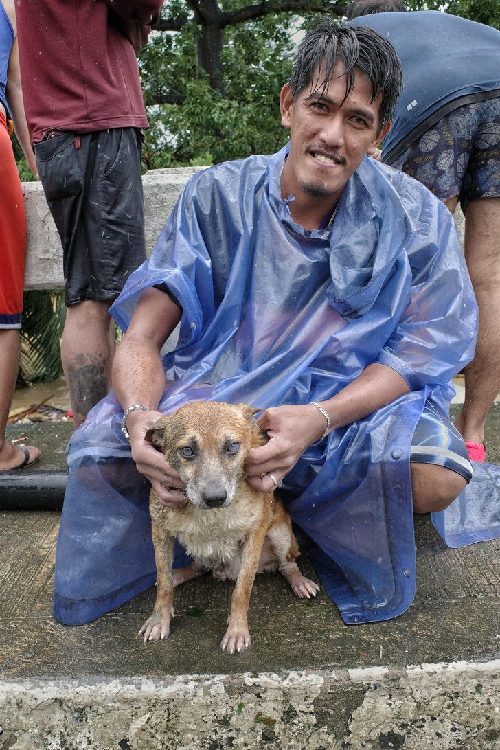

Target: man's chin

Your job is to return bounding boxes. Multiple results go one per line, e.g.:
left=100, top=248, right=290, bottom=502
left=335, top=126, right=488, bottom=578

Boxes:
left=299, top=180, right=337, bottom=199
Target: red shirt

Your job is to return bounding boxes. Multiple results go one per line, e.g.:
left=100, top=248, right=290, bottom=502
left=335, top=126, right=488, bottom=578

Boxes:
left=16, top=0, right=162, bottom=142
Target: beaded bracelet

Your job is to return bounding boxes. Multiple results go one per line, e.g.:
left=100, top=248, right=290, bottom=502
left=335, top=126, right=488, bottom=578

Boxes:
left=121, top=404, right=150, bottom=441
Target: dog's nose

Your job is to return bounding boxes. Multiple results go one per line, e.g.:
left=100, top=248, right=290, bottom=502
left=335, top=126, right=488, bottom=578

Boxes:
left=203, top=490, right=227, bottom=508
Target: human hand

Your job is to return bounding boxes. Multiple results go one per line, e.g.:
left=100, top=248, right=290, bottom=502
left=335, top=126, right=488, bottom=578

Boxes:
left=244, top=404, right=327, bottom=492
left=126, top=409, right=187, bottom=509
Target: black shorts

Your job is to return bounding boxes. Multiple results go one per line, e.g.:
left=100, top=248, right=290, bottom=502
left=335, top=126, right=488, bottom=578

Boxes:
left=35, top=128, right=146, bottom=306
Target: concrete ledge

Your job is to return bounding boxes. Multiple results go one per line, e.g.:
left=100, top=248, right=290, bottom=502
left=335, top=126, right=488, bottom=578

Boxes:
left=23, top=167, right=203, bottom=290
left=0, top=661, right=498, bottom=749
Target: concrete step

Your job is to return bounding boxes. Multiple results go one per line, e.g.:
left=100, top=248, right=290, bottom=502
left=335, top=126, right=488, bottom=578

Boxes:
left=0, top=410, right=499, bottom=748
left=0, top=421, right=72, bottom=509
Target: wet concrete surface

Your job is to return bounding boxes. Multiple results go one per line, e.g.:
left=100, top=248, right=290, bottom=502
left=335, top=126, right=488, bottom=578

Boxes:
left=0, top=406, right=499, bottom=680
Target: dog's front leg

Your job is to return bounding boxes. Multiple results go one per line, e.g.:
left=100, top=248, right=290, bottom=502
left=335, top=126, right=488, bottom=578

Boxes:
left=221, top=524, right=268, bottom=653
left=139, top=516, right=175, bottom=642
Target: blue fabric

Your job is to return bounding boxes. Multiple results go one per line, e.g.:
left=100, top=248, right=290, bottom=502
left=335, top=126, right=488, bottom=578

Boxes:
left=0, top=312, right=21, bottom=328
left=432, top=462, right=500, bottom=548
left=0, top=1, right=13, bottom=118
left=54, top=146, right=481, bottom=626
left=410, top=401, right=473, bottom=482
left=349, top=11, right=500, bottom=159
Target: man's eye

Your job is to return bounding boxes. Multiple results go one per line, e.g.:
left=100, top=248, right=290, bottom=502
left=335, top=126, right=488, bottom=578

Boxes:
left=179, top=446, right=195, bottom=459
left=351, top=116, right=368, bottom=128
left=310, top=100, right=328, bottom=112
left=226, top=441, right=240, bottom=455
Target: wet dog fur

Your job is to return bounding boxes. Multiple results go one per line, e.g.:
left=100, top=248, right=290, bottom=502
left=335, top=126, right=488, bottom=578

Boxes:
left=140, top=400, right=319, bottom=653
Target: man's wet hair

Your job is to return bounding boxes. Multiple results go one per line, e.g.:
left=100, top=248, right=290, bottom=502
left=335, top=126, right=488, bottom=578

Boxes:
left=288, top=19, right=402, bottom=129
left=346, top=0, right=407, bottom=19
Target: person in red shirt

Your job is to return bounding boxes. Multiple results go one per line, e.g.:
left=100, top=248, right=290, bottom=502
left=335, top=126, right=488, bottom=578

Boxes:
left=0, top=0, right=39, bottom=471
left=15, top=1, right=162, bottom=426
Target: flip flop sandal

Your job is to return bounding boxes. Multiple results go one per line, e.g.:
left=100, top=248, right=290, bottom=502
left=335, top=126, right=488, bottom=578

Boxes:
left=465, top=441, right=486, bottom=463
left=0, top=444, right=40, bottom=472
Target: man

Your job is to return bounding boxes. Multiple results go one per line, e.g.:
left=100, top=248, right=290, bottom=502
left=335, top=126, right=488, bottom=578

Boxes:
left=53, top=21, right=478, bottom=628
left=348, top=1, right=500, bottom=463
left=15, top=0, right=162, bottom=426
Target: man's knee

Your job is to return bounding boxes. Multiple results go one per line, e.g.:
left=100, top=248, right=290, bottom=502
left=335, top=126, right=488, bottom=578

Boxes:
left=411, top=463, right=467, bottom=514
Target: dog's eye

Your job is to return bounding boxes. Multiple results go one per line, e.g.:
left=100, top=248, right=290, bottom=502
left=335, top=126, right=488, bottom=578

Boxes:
left=178, top=445, right=195, bottom=459
left=226, top=441, right=240, bottom=455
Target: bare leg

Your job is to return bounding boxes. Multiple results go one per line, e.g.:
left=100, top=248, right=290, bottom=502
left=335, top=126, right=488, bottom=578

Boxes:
left=411, top=463, right=467, bottom=515
left=61, top=300, right=115, bottom=427
left=0, top=329, right=40, bottom=470
left=453, top=198, right=500, bottom=445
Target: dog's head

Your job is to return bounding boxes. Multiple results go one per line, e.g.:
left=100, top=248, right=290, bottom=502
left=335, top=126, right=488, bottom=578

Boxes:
left=145, top=401, right=264, bottom=510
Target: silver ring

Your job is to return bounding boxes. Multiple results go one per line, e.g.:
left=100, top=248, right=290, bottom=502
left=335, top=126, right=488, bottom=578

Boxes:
left=268, top=472, right=278, bottom=488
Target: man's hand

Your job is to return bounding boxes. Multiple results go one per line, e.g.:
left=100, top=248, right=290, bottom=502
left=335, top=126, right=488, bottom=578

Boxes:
left=245, top=405, right=327, bottom=492
left=126, top=409, right=187, bottom=508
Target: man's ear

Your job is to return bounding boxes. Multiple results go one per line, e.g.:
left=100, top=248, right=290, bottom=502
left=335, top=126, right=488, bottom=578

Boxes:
left=367, top=120, right=392, bottom=157
left=280, top=83, right=294, bottom=129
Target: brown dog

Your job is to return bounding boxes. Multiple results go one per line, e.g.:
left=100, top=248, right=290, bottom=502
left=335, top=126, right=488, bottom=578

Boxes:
left=140, top=400, right=319, bottom=653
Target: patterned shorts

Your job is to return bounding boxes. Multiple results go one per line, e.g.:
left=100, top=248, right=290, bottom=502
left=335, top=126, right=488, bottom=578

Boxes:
left=411, top=401, right=473, bottom=482
left=389, top=96, right=500, bottom=213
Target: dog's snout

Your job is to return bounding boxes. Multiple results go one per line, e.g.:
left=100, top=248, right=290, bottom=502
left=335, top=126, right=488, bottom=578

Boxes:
left=202, top=485, right=228, bottom=508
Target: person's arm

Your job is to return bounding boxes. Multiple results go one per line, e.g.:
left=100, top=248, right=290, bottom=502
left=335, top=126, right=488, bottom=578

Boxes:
left=104, top=0, right=162, bottom=50
left=247, top=197, right=477, bottom=492
left=104, top=0, right=162, bottom=20
left=112, top=286, right=186, bottom=506
left=245, top=363, right=409, bottom=492
left=4, top=0, right=36, bottom=175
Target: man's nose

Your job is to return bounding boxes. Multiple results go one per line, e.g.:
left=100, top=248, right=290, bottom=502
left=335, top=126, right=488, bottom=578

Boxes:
left=320, top=114, right=345, bottom=147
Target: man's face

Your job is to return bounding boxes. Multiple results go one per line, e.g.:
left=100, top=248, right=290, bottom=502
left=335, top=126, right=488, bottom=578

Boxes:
left=280, top=61, right=390, bottom=211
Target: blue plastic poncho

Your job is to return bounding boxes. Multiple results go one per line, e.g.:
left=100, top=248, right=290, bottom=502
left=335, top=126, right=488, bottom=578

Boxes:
left=54, top=145, right=496, bottom=627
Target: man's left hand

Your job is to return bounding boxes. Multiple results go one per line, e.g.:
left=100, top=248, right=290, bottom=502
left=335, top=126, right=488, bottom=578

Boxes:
left=245, top=404, right=326, bottom=492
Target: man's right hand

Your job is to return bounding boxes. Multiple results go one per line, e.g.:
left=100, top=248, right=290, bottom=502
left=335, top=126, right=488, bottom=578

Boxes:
left=126, top=409, right=187, bottom=509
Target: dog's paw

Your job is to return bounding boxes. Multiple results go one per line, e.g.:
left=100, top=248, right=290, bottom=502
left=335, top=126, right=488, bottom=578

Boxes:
left=290, top=574, right=320, bottom=599
left=138, top=610, right=173, bottom=642
left=221, top=626, right=251, bottom=653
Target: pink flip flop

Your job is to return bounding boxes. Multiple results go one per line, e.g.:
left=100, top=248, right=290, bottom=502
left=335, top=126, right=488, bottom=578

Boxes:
left=465, top=442, right=486, bottom=463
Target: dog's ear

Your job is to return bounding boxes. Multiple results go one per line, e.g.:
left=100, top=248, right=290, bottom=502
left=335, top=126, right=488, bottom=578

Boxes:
left=235, top=403, right=261, bottom=421
left=234, top=404, right=267, bottom=446
left=144, top=416, right=170, bottom=451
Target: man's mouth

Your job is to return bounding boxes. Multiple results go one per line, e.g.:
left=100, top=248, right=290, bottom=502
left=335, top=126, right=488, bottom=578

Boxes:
left=308, top=148, right=344, bottom=166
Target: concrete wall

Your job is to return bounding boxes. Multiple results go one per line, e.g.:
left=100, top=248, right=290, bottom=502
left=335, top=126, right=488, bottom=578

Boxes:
left=23, top=167, right=203, bottom=291
left=23, top=167, right=465, bottom=291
